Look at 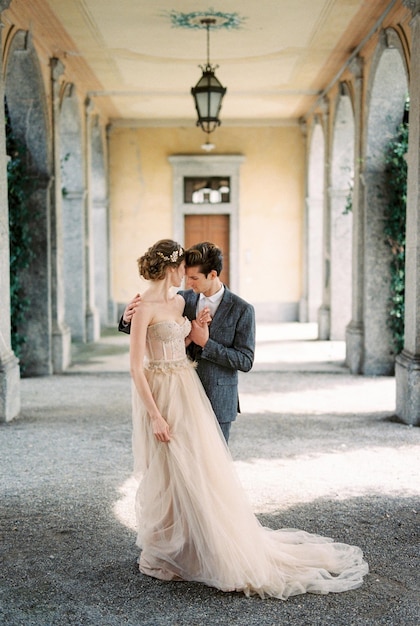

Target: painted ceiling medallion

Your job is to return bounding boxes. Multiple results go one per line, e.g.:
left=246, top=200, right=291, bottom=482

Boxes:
left=168, top=8, right=245, bottom=30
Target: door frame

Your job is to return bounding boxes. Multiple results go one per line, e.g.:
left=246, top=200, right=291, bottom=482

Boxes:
left=169, top=155, right=245, bottom=293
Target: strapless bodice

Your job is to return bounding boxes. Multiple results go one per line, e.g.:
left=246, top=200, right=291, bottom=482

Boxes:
left=145, top=318, right=191, bottom=365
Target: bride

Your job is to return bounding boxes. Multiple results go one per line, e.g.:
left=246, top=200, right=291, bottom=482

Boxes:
left=129, top=239, right=368, bottom=600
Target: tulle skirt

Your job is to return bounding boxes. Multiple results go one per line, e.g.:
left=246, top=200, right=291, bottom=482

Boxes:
left=131, top=358, right=368, bottom=600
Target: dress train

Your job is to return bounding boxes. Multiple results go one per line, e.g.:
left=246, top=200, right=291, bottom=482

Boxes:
left=131, top=320, right=368, bottom=599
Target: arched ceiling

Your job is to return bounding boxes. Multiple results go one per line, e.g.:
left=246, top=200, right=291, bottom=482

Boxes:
left=39, top=1, right=402, bottom=125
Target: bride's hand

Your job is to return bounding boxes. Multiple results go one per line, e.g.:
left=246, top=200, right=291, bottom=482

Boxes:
left=190, top=319, right=209, bottom=348
left=123, top=293, right=142, bottom=324
left=197, top=307, right=212, bottom=326
left=152, top=414, right=171, bottom=443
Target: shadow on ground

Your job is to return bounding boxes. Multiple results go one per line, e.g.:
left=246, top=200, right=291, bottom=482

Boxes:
left=1, top=489, right=418, bottom=625
left=1, top=347, right=419, bottom=625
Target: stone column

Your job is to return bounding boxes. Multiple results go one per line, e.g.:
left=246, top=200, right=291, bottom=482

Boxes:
left=62, top=188, right=88, bottom=341
left=93, top=195, right=111, bottom=325
left=328, top=185, right=352, bottom=340
left=105, top=123, right=117, bottom=325
left=318, top=98, right=331, bottom=339
left=345, top=56, right=365, bottom=373
left=306, top=193, right=323, bottom=322
left=50, top=58, right=71, bottom=372
left=0, top=0, right=20, bottom=421
left=91, top=116, right=115, bottom=326
left=396, top=0, right=420, bottom=425
left=84, top=98, right=100, bottom=342
left=299, top=119, right=309, bottom=322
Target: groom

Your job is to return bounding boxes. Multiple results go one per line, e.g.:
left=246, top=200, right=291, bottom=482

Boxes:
left=119, top=241, right=255, bottom=443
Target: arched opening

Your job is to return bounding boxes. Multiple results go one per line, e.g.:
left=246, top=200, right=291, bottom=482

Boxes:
left=5, top=30, right=52, bottom=375
left=364, top=32, right=408, bottom=374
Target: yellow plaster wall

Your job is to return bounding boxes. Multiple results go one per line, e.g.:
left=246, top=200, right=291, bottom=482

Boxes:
left=109, top=125, right=304, bottom=314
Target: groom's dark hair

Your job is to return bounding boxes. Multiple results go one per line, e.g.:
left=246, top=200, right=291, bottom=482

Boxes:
left=185, top=242, right=223, bottom=276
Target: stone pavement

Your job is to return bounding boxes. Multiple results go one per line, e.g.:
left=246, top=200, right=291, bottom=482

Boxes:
left=1, top=324, right=419, bottom=626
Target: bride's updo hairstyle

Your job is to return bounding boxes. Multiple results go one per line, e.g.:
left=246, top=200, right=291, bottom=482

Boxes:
left=137, top=239, right=184, bottom=281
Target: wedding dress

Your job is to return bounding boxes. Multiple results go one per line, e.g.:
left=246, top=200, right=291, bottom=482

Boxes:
left=131, top=318, right=368, bottom=599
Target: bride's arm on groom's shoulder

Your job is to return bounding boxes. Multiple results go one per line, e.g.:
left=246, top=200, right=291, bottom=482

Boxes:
left=118, top=293, right=142, bottom=334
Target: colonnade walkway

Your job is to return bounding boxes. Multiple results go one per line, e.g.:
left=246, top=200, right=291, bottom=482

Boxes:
left=1, top=324, right=419, bottom=625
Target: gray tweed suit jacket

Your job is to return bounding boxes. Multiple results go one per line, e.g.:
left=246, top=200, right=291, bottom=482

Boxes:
left=119, top=287, right=255, bottom=425
left=179, top=287, right=255, bottom=425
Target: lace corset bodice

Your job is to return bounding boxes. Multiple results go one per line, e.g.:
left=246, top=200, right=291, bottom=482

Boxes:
left=146, top=318, right=191, bottom=364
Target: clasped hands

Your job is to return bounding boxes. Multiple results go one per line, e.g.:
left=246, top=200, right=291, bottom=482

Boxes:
left=190, top=307, right=212, bottom=347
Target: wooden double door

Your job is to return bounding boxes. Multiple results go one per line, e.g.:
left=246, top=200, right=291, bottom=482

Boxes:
left=184, top=214, right=230, bottom=287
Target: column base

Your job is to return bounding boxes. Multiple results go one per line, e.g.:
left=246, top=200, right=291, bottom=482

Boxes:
left=345, top=321, right=364, bottom=373
left=395, top=350, right=420, bottom=426
left=0, top=350, right=20, bottom=422
left=52, top=323, right=72, bottom=373
left=318, top=305, right=330, bottom=340
left=108, top=298, right=118, bottom=326
left=86, top=307, right=101, bottom=343
left=298, top=297, right=308, bottom=323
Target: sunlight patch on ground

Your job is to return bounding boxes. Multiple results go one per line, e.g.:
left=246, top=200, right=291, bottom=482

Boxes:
left=240, top=378, right=396, bottom=415
left=256, top=323, right=319, bottom=342
left=113, top=475, right=138, bottom=531
left=113, top=444, right=419, bottom=529
left=234, top=445, right=420, bottom=513
left=254, top=323, right=345, bottom=366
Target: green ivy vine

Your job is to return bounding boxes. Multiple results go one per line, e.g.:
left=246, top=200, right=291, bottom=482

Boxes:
left=6, top=102, right=35, bottom=364
left=383, top=115, right=408, bottom=355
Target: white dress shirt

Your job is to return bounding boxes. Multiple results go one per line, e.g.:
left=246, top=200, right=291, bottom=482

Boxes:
left=196, top=285, right=225, bottom=318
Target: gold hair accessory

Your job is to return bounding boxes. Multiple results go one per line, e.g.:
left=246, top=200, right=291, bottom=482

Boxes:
left=157, top=248, right=183, bottom=263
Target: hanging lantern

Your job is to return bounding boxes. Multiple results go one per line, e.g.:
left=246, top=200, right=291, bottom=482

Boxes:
left=191, top=19, right=226, bottom=134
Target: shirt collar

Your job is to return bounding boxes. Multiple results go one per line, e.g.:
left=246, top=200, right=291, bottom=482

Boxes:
left=199, top=284, right=224, bottom=303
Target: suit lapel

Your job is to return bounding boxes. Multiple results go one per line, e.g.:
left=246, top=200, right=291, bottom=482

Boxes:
left=209, top=288, right=233, bottom=338
left=181, top=290, right=199, bottom=321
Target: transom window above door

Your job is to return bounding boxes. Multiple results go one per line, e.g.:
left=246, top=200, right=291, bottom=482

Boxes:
left=184, top=177, right=230, bottom=204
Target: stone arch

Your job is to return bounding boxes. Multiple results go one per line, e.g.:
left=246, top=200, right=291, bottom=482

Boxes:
left=306, top=121, right=325, bottom=323
left=329, top=85, right=354, bottom=340
left=59, top=83, right=87, bottom=341
left=363, top=29, right=409, bottom=374
left=5, top=30, right=52, bottom=375
left=90, top=116, right=112, bottom=326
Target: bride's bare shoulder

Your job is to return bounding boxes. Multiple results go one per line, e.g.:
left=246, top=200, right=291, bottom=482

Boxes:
left=174, top=293, right=185, bottom=310
left=138, top=290, right=161, bottom=306
left=132, top=299, right=158, bottom=323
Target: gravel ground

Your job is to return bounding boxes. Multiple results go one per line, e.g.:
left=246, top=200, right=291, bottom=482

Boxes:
left=0, top=326, right=419, bottom=625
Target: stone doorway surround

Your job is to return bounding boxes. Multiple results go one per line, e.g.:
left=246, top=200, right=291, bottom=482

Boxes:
left=169, top=154, right=244, bottom=295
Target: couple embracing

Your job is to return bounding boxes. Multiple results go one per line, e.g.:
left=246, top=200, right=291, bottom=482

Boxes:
left=122, top=238, right=368, bottom=600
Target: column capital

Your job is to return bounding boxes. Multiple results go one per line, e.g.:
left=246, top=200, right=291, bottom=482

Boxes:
left=403, top=0, right=420, bottom=17
left=319, top=95, right=329, bottom=117
left=348, top=55, right=363, bottom=81
left=51, top=57, right=65, bottom=82
left=299, top=117, right=308, bottom=139
left=0, top=1, right=11, bottom=14
left=85, top=97, right=95, bottom=116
